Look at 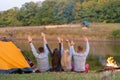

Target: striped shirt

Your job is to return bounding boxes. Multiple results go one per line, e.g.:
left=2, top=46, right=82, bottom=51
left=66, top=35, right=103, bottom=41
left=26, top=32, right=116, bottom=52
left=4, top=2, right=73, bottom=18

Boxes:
left=70, top=41, right=90, bottom=72
left=30, top=43, right=49, bottom=72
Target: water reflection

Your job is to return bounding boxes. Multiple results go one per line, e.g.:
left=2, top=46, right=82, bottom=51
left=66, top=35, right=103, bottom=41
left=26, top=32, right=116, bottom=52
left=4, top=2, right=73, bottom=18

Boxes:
left=15, top=39, right=120, bottom=56
left=90, top=41, right=120, bottom=56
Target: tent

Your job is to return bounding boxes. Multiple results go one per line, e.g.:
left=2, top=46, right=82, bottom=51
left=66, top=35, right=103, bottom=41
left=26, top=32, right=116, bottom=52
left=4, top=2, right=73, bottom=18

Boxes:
left=82, top=20, right=90, bottom=27
left=0, top=41, right=33, bottom=74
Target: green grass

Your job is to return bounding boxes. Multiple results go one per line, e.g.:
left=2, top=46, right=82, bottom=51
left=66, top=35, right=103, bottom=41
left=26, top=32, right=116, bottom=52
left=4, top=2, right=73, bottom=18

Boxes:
left=0, top=71, right=120, bottom=80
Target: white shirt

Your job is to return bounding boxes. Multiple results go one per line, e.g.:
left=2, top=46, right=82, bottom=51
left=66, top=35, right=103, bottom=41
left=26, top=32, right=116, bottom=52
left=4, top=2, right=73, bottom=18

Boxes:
left=30, top=43, right=49, bottom=72
left=70, top=41, right=90, bottom=71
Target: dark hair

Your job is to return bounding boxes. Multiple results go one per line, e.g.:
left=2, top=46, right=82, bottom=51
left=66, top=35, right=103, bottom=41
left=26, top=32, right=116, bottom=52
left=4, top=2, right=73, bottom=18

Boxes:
left=38, top=47, right=44, bottom=53
left=77, top=46, right=83, bottom=51
left=52, top=48, right=60, bottom=68
left=1, top=37, right=10, bottom=42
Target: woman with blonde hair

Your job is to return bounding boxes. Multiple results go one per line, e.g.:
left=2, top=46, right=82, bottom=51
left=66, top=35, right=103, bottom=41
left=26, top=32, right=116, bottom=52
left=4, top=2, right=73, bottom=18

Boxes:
left=61, top=49, right=71, bottom=71
left=61, top=40, right=72, bottom=71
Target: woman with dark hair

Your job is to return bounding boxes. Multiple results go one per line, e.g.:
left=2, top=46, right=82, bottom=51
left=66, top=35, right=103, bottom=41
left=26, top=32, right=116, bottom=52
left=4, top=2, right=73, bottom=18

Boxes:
left=46, top=37, right=63, bottom=72
left=52, top=48, right=61, bottom=71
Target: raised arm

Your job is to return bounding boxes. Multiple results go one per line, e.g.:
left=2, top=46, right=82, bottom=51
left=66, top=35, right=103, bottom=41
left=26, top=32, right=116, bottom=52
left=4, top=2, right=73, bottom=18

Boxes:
left=61, top=38, right=64, bottom=52
left=28, top=36, right=38, bottom=58
left=41, top=32, right=49, bottom=55
left=46, top=44, right=53, bottom=57
left=57, top=37, right=62, bottom=56
left=66, top=39, right=72, bottom=56
left=69, top=40, right=76, bottom=55
left=60, top=38, right=64, bottom=55
left=83, top=37, right=90, bottom=56
left=66, top=39, right=70, bottom=47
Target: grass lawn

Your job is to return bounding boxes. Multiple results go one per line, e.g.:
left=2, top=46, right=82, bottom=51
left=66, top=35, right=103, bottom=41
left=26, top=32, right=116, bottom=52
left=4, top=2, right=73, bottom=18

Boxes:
left=0, top=71, right=120, bottom=80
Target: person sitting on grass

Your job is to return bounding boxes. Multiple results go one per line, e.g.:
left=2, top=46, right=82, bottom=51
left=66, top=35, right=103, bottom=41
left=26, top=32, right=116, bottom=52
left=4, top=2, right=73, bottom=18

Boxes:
left=70, top=37, right=90, bottom=73
left=28, top=33, right=51, bottom=72
left=46, top=37, right=63, bottom=72
left=61, top=40, right=72, bottom=72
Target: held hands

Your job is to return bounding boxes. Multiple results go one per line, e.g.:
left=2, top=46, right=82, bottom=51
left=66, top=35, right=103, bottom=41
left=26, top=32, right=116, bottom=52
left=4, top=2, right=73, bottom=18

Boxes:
left=28, top=36, right=32, bottom=43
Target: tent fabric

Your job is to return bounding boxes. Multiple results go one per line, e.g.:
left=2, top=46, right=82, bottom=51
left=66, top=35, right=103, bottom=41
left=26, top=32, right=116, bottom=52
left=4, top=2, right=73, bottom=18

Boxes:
left=0, top=68, right=33, bottom=74
left=0, top=41, right=32, bottom=74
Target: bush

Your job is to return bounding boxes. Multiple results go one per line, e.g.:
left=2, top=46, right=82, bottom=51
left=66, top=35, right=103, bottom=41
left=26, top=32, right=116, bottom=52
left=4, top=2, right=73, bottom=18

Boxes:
left=87, top=55, right=104, bottom=70
left=111, top=29, right=120, bottom=39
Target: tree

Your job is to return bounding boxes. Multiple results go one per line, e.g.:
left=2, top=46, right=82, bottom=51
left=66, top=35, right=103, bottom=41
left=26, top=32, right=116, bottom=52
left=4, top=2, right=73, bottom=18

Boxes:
left=17, top=1, right=39, bottom=26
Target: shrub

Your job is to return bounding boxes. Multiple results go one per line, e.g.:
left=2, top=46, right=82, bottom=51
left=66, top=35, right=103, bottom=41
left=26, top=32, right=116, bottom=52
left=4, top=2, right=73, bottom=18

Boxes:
left=111, top=29, right=120, bottom=39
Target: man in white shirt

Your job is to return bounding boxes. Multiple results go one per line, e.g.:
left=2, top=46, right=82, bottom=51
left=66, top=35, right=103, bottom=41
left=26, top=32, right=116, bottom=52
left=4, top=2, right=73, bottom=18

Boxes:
left=28, top=33, right=50, bottom=72
left=70, top=37, right=90, bottom=73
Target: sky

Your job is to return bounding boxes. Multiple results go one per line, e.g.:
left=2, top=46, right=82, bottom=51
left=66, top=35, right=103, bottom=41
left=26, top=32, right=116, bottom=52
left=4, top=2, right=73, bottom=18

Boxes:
left=0, top=0, right=45, bottom=11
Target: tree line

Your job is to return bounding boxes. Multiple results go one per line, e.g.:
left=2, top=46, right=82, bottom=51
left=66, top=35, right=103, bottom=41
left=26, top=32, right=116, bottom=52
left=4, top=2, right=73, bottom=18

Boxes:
left=0, top=0, right=119, bottom=27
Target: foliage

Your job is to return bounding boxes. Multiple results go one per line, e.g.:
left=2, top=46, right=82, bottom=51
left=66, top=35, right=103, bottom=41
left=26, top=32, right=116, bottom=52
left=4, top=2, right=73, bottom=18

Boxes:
left=111, top=29, right=120, bottom=39
left=87, top=55, right=104, bottom=70
left=0, top=0, right=120, bottom=27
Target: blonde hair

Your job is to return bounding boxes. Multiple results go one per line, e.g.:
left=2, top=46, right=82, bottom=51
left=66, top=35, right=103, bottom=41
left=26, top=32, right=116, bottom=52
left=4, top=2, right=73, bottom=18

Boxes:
left=61, top=49, right=70, bottom=71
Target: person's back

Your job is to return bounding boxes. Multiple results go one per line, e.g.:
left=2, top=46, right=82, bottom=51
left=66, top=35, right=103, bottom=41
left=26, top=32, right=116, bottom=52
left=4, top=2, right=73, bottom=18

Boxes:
left=36, top=54, right=49, bottom=72
left=61, top=49, right=72, bottom=71
left=70, top=37, right=90, bottom=72
left=28, top=33, right=50, bottom=72
left=52, top=48, right=61, bottom=71
left=46, top=37, right=63, bottom=72
left=73, top=53, right=87, bottom=71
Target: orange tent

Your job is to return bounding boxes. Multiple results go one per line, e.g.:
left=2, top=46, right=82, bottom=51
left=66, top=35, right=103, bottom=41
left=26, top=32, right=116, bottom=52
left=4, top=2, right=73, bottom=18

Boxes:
left=0, top=41, right=32, bottom=74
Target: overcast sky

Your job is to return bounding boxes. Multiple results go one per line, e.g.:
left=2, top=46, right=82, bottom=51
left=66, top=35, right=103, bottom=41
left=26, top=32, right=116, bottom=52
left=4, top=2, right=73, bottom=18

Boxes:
left=0, top=0, right=45, bottom=11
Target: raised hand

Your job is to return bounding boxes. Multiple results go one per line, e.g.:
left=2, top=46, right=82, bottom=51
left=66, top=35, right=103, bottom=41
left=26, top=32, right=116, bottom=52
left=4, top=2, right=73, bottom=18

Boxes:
left=71, top=40, right=75, bottom=45
left=41, top=32, right=45, bottom=38
left=41, top=32, right=47, bottom=44
left=57, top=37, right=61, bottom=43
left=60, top=38, right=63, bottom=43
left=28, top=36, right=32, bottom=42
left=66, top=39, right=70, bottom=47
